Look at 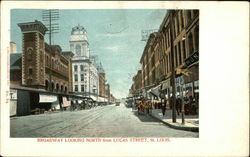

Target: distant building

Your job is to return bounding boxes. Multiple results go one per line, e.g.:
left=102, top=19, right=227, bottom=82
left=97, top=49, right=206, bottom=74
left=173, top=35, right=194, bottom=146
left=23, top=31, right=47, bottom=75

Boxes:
left=105, top=83, right=110, bottom=102
left=70, top=25, right=99, bottom=96
left=97, top=62, right=106, bottom=97
left=11, top=20, right=74, bottom=93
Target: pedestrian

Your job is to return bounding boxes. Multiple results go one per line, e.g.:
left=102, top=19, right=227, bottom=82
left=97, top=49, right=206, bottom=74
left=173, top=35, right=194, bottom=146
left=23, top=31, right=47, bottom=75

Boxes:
left=176, top=96, right=182, bottom=116
left=161, top=100, right=166, bottom=116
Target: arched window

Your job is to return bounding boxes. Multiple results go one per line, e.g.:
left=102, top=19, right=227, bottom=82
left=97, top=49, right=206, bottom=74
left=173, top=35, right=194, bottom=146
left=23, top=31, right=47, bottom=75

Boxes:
left=51, top=82, right=55, bottom=92
left=27, top=48, right=33, bottom=61
left=45, top=80, right=49, bottom=90
left=65, top=87, right=68, bottom=93
left=46, top=55, right=49, bottom=65
left=75, top=44, right=81, bottom=56
left=61, top=85, right=64, bottom=92
left=56, top=83, right=59, bottom=92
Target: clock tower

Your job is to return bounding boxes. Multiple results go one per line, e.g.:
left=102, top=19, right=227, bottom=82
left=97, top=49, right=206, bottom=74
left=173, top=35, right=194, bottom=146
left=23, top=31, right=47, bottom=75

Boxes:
left=69, top=25, right=89, bottom=58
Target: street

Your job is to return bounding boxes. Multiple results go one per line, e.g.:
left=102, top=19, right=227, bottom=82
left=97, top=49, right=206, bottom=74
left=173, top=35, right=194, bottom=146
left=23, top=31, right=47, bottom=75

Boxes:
left=10, top=104, right=198, bottom=138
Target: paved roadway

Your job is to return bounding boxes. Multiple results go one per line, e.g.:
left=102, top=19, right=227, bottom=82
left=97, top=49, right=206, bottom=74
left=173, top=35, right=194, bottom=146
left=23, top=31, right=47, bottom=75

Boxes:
left=10, top=104, right=198, bottom=137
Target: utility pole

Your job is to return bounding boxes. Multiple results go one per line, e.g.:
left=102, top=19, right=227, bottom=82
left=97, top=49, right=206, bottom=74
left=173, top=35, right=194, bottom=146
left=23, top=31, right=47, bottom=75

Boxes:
left=42, top=9, right=59, bottom=91
left=170, top=10, right=177, bottom=123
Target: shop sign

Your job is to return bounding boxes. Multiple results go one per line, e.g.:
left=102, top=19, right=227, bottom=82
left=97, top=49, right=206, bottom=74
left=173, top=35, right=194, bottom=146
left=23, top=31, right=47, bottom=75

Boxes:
left=62, top=97, right=71, bottom=107
left=184, top=51, right=199, bottom=67
left=39, top=94, right=57, bottom=103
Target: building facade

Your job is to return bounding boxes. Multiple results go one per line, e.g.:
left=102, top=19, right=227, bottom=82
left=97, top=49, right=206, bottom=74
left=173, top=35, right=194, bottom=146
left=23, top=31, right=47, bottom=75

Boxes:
left=16, top=20, right=73, bottom=93
left=97, top=63, right=106, bottom=97
left=70, top=25, right=99, bottom=96
left=130, top=10, right=199, bottom=105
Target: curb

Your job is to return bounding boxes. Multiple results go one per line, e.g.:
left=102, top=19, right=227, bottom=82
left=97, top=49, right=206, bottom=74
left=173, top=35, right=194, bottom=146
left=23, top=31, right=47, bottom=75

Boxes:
left=150, top=114, right=199, bottom=132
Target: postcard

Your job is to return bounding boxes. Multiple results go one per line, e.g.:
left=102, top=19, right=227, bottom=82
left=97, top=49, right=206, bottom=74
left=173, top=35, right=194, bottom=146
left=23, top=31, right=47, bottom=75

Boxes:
left=0, top=1, right=249, bottom=157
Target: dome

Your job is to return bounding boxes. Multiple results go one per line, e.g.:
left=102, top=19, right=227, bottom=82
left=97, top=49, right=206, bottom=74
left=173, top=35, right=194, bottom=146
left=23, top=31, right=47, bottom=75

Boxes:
left=71, top=24, right=87, bottom=35
left=70, top=24, right=88, bottom=41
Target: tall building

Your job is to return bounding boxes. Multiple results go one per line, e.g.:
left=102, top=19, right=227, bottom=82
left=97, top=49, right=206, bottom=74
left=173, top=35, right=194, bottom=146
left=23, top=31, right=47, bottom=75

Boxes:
left=16, top=20, right=73, bottom=93
left=70, top=25, right=99, bottom=96
left=131, top=10, right=199, bottom=102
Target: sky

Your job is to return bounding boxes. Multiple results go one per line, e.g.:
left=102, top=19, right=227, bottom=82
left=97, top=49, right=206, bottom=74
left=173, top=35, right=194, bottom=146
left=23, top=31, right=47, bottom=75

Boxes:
left=11, top=9, right=167, bottom=99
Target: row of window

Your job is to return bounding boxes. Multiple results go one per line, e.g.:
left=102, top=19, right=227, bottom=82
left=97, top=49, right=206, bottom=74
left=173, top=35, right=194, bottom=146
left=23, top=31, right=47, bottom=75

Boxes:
left=74, top=65, right=85, bottom=71
left=46, top=55, right=68, bottom=74
left=74, top=85, right=98, bottom=93
left=74, top=74, right=86, bottom=82
left=75, top=85, right=85, bottom=92
left=45, top=80, right=68, bottom=93
left=141, top=11, right=199, bottom=87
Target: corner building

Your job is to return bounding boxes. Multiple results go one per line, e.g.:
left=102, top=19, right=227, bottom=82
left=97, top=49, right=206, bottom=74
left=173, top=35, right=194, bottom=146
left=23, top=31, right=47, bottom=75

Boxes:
left=17, top=20, right=73, bottom=93
left=70, top=25, right=99, bottom=96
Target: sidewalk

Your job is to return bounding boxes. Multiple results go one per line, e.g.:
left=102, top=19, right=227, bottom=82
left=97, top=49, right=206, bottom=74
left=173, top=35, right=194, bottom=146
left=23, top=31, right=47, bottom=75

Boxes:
left=150, top=109, right=199, bottom=132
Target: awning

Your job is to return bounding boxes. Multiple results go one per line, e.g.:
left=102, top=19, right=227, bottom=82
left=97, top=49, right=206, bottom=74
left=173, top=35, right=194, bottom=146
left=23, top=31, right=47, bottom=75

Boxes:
left=39, top=94, right=57, bottom=103
left=150, top=84, right=161, bottom=97
left=90, top=95, right=97, bottom=101
left=161, top=79, right=171, bottom=90
left=147, top=89, right=156, bottom=98
left=97, top=97, right=106, bottom=102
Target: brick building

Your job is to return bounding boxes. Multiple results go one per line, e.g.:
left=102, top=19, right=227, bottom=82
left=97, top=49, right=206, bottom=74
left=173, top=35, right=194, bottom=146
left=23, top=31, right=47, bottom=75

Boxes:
left=158, top=10, right=199, bottom=98
left=97, top=63, right=106, bottom=98
left=131, top=70, right=142, bottom=97
left=12, top=20, right=74, bottom=93
left=130, top=10, right=199, bottom=102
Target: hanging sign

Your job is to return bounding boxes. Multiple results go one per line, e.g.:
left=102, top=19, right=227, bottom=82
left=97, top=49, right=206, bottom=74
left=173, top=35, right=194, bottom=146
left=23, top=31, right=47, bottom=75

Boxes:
left=184, top=51, right=199, bottom=67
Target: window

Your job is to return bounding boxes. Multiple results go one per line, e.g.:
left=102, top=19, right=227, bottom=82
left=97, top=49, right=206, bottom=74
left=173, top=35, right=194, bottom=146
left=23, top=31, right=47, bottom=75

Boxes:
left=27, top=48, right=33, bottom=61
left=175, top=46, right=178, bottom=67
left=46, top=55, right=49, bottom=65
left=181, top=11, right=184, bottom=28
left=76, top=44, right=81, bottom=56
left=74, top=74, right=78, bottom=82
left=188, top=33, right=194, bottom=56
left=178, top=42, right=182, bottom=65
left=81, top=85, right=84, bottom=92
left=187, top=10, right=192, bottom=25
left=81, top=74, right=84, bottom=81
left=151, top=55, right=155, bottom=67
left=29, top=68, right=33, bottom=75
left=75, top=85, right=78, bottom=92
left=182, top=40, right=186, bottom=59
left=52, top=59, right=54, bottom=69
left=40, top=51, right=43, bottom=63
left=173, top=19, right=177, bottom=38
left=80, top=65, right=84, bottom=71
left=194, top=26, right=199, bottom=51
left=74, top=65, right=78, bottom=71
left=176, top=14, right=179, bottom=35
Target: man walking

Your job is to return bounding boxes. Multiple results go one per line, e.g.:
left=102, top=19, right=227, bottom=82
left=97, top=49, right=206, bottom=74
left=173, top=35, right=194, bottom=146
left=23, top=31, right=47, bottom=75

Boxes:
left=161, top=100, right=166, bottom=116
